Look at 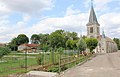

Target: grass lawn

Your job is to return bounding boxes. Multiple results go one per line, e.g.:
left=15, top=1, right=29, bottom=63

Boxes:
left=0, top=51, right=92, bottom=76
left=0, top=52, right=38, bottom=76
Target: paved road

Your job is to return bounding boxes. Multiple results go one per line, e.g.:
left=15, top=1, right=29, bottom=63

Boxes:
left=60, top=51, right=120, bottom=77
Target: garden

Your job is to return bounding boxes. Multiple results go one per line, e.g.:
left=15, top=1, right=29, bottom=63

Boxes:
left=0, top=49, right=94, bottom=77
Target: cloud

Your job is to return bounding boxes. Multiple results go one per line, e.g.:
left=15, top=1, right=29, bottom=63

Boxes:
left=0, top=0, right=54, bottom=15
left=0, top=0, right=120, bottom=43
left=99, top=12, right=120, bottom=38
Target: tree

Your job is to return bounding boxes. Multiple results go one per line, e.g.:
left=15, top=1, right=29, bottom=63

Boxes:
left=113, top=38, right=120, bottom=50
left=17, top=34, right=29, bottom=45
left=0, top=47, right=11, bottom=58
left=8, top=37, right=18, bottom=51
left=66, top=40, right=77, bottom=50
left=31, top=34, right=40, bottom=44
left=64, top=31, right=79, bottom=41
left=39, top=34, right=49, bottom=45
left=49, top=32, right=65, bottom=48
left=77, top=38, right=87, bottom=53
left=85, top=38, right=98, bottom=52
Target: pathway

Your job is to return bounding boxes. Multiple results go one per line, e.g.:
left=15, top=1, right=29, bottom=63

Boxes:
left=60, top=51, right=120, bottom=77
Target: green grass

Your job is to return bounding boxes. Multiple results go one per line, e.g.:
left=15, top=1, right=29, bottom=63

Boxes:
left=0, top=53, right=38, bottom=76
left=0, top=51, right=92, bottom=76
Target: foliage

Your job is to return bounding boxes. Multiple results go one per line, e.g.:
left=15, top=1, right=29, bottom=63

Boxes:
left=0, top=47, right=11, bottom=58
left=113, top=38, right=120, bottom=50
left=47, top=66, right=59, bottom=72
left=9, top=30, right=80, bottom=50
left=31, top=34, right=40, bottom=44
left=8, top=34, right=29, bottom=51
left=49, top=30, right=65, bottom=48
left=66, top=40, right=78, bottom=50
left=57, top=47, right=64, bottom=54
left=36, top=54, right=42, bottom=65
left=85, top=38, right=98, bottom=52
left=77, top=37, right=87, bottom=53
left=47, top=66, right=68, bottom=72
left=8, top=38, right=18, bottom=51
left=38, top=34, right=49, bottom=45
left=17, top=34, right=29, bottom=45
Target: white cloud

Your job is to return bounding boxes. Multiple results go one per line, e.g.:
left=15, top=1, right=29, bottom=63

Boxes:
left=99, top=12, right=120, bottom=38
left=0, top=0, right=120, bottom=43
left=0, top=0, right=54, bottom=15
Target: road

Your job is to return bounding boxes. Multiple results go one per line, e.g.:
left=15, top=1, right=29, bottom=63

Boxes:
left=60, top=51, right=120, bottom=77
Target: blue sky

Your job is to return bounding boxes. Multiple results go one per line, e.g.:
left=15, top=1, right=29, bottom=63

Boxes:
left=0, top=0, right=120, bottom=43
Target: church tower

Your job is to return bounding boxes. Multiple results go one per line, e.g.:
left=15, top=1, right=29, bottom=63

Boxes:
left=86, top=0, right=100, bottom=38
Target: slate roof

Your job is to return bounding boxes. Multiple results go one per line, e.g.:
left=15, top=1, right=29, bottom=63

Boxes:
left=87, top=5, right=100, bottom=26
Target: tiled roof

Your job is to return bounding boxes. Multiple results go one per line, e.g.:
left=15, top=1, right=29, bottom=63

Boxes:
left=20, top=44, right=39, bottom=47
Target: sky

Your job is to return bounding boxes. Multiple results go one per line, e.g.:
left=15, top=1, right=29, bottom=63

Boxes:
left=0, top=0, right=120, bottom=43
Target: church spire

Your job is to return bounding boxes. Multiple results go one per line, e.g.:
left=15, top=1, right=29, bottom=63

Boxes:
left=87, top=0, right=99, bottom=26
left=102, top=29, right=105, bottom=38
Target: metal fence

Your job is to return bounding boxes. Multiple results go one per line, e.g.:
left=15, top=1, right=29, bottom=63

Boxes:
left=0, top=50, right=92, bottom=77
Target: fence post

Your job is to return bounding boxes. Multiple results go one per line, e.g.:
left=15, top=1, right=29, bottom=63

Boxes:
left=25, top=48, right=27, bottom=72
left=59, top=53, right=61, bottom=74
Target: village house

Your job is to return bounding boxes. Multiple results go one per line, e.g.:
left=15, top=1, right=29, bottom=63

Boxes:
left=18, top=44, right=39, bottom=53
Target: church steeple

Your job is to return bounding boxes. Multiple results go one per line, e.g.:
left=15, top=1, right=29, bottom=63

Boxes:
left=86, top=0, right=100, bottom=38
left=87, top=0, right=99, bottom=26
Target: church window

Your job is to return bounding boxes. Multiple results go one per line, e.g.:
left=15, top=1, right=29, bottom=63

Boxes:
left=90, top=27, right=93, bottom=33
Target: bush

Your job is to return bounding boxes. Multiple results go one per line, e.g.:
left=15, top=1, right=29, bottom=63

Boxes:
left=47, top=66, right=59, bottom=72
left=36, top=54, right=42, bottom=65
left=0, top=47, right=11, bottom=58
left=47, top=66, right=68, bottom=73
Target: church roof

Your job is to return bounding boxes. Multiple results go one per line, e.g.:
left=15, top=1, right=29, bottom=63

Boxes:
left=87, top=5, right=100, bottom=26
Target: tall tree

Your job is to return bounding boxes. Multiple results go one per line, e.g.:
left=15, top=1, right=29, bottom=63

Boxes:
left=49, top=30, right=65, bottom=48
left=77, top=37, right=87, bottom=53
left=17, top=34, right=29, bottom=45
left=66, top=40, right=77, bottom=50
left=39, top=34, right=49, bottom=45
left=8, top=37, right=18, bottom=51
left=31, top=34, right=40, bottom=44
left=113, top=38, right=120, bottom=50
left=85, top=38, right=98, bottom=52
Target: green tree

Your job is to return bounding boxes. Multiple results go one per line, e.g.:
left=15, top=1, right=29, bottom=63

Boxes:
left=85, top=38, right=98, bottom=52
left=64, top=31, right=79, bottom=41
left=113, top=38, right=120, bottom=50
left=39, top=34, right=49, bottom=45
left=77, top=37, right=87, bottom=53
left=66, top=40, right=72, bottom=49
left=8, top=37, right=18, bottom=51
left=17, top=34, right=29, bottom=45
left=49, top=32, right=65, bottom=48
left=66, top=40, right=77, bottom=50
left=31, top=34, right=40, bottom=44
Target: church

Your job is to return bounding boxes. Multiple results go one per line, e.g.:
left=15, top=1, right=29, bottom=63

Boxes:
left=86, top=2, right=118, bottom=53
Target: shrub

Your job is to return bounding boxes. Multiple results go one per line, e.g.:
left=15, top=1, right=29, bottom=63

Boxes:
left=36, top=54, right=42, bottom=65
left=0, top=47, right=11, bottom=58
left=47, top=66, right=68, bottom=73
left=47, top=66, right=59, bottom=72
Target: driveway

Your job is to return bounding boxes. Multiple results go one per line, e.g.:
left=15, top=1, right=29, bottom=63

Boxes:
left=60, top=51, right=120, bottom=77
